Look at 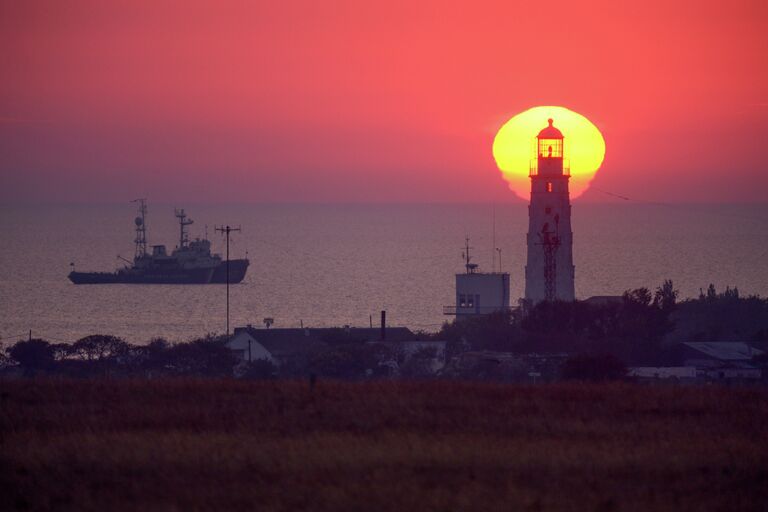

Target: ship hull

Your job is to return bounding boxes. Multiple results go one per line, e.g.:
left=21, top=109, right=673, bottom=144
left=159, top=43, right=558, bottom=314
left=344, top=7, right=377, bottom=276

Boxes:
left=209, top=259, right=249, bottom=284
left=69, top=267, right=214, bottom=285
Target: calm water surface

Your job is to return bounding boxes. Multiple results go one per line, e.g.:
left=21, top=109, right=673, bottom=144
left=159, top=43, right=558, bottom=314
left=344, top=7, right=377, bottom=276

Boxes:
left=1, top=203, right=766, bottom=344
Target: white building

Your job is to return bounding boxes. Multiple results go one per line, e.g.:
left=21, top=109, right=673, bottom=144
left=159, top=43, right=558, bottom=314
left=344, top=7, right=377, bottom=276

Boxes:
left=226, top=327, right=325, bottom=366
left=525, top=118, right=575, bottom=303
left=444, top=239, right=510, bottom=318
left=628, top=366, right=698, bottom=381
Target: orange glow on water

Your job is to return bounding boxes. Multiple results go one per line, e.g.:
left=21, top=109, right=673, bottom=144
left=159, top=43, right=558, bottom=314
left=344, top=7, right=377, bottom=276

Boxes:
left=493, top=106, right=606, bottom=199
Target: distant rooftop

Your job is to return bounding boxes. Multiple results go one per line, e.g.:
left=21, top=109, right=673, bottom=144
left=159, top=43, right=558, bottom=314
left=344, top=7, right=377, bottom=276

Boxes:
left=682, top=342, right=764, bottom=361
left=232, top=326, right=417, bottom=355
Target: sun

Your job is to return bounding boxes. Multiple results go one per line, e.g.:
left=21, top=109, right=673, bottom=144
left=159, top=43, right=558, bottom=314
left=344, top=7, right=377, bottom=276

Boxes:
left=492, top=106, right=605, bottom=199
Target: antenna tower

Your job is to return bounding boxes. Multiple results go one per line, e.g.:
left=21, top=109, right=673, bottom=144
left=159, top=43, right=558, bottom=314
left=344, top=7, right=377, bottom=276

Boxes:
left=175, top=209, right=194, bottom=248
left=537, top=216, right=561, bottom=301
left=131, top=198, right=148, bottom=259
left=215, top=224, right=242, bottom=336
left=462, top=236, right=478, bottom=274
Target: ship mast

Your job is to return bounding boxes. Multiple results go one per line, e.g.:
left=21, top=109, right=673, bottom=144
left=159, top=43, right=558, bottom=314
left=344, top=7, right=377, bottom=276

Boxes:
left=131, top=198, right=148, bottom=260
left=175, top=208, right=194, bottom=248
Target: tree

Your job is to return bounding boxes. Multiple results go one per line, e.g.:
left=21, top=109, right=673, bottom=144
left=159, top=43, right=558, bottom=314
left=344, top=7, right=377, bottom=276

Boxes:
left=623, top=287, right=652, bottom=307
left=653, top=279, right=678, bottom=313
left=70, top=335, right=130, bottom=362
left=51, top=343, right=71, bottom=361
left=7, top=339, right=55, bottom=376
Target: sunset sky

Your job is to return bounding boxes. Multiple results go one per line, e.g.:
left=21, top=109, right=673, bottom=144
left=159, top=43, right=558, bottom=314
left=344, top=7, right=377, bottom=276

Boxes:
left=1, top=0, right=767, bottom=203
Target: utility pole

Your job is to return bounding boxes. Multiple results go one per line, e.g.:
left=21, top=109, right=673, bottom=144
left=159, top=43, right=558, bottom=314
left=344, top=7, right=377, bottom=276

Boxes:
left=215, top=224, right=241, bottom=337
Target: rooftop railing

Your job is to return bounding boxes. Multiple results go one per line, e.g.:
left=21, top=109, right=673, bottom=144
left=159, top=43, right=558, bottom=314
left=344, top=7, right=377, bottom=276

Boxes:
left=529, top=159, right=570, bottom=177
left=443, top=305, right=517, bottom=315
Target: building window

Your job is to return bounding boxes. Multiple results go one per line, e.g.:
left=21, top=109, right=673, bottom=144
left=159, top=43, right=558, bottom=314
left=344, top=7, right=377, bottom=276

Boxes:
left=545, top=206, right=552, bottom=214
left=467, top=296, right=475, bottom=308
left=546, top=182, right=553, bottom=193
left=459, top=294, right=466, bottom=307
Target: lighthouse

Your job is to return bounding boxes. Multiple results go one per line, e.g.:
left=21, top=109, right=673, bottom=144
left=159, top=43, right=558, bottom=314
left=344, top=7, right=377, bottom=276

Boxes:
left=524, top=118, right=575, bottom=303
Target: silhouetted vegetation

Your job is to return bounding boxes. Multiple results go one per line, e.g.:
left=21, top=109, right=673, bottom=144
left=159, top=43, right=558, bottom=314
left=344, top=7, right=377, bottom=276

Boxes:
left=3, top=334, right=237, bottom=379
left=561, top=353, right=628, bottom=382
left=7, top=339, right=55, bottom=376
left=308, top=343, right=393, bottom=380
left=436, top=282, right=680, bottom=366
left=669, top=284, right=768, bottom=343
left=3, top=280, right=766, bottom=382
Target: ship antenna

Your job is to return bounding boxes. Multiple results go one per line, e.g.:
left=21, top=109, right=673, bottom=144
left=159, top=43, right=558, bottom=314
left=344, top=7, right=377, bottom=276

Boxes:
left=130, top=198, right=148, bottom=260
left=174, top=208, right=194, bottom=248
left=215, top=224, right=242, bottom=337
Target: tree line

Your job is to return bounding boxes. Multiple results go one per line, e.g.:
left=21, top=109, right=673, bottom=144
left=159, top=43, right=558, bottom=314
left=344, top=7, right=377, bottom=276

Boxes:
left=3, top=281, right=767, bottom=381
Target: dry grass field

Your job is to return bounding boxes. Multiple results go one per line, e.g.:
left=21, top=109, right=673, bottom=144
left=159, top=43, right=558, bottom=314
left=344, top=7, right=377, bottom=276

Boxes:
left=1, top=379, right=767, bottom=511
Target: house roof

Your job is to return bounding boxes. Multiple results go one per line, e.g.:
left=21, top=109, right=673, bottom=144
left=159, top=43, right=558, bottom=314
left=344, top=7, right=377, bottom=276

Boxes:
left=231, top=326, right=417, bottom=356
left=682, top=342, right=764, bottom=361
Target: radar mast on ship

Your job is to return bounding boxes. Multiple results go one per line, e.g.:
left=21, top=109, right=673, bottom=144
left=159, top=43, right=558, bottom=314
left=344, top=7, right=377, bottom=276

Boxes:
left=174, top=208, right=194, bottom=249
left=131, top=198, right=148, bottom=260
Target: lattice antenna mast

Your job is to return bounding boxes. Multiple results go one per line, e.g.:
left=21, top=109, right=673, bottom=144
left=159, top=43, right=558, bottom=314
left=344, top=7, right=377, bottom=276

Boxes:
left=215, top=224, right=242, bottom=336
left=538, top=215, right=561, bottom=301
left=174, top=208, right=194, bottom=248
left=131, top=198, right=148, bottom=260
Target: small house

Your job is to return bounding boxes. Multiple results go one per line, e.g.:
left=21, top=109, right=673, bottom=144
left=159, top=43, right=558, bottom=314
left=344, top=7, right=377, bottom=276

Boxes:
left=680, top=342, right=763, bottom=381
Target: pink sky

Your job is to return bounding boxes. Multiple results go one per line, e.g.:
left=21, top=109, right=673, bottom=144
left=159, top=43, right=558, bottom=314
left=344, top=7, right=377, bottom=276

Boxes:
left=1, top=0, right=767, bottom=203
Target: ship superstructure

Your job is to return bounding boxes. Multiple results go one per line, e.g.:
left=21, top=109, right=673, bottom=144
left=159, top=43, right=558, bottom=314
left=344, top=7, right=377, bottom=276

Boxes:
left=68, top=200, right=249, bottom=285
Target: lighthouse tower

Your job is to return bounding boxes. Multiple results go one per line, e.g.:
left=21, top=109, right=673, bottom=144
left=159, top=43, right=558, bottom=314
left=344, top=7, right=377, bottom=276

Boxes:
left=524, top=119, right=575, bottom=303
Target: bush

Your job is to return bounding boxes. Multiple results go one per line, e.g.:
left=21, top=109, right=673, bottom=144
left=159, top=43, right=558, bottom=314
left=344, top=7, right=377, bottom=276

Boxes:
left=164, top=335, right=237, bottom=377
left=309, top=343, right=391, bottom=380
left=241, top=359, right=278, bottom=380
left=561, top=353, right=627, bottom=382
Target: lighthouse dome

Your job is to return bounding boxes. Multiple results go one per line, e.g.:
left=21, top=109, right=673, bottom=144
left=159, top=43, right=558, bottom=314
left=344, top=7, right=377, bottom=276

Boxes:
left=537, top=119, right=563, bottom=139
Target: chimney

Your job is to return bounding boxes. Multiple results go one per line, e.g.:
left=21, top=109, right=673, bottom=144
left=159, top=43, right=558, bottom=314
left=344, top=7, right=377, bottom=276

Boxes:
left=380, top=310, right=386, bottom=341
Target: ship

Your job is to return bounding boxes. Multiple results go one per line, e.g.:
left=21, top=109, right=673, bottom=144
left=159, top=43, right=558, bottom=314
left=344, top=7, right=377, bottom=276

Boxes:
left=68, top=199, right=249, bottom=285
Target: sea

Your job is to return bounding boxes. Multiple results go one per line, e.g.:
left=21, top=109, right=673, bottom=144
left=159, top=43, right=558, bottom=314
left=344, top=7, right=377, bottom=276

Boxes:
left=1, top=202, right=767, bottom=345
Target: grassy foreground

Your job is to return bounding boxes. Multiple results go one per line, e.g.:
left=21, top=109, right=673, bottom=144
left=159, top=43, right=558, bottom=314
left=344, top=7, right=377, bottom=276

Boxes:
left=1, top=380, right=767, bottom=511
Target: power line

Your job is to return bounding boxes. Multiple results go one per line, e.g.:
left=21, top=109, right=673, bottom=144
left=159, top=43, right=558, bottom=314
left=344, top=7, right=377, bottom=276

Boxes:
left=0, top=333, right=28, bottom=341
left=570, top=177, right=767, bottom=224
